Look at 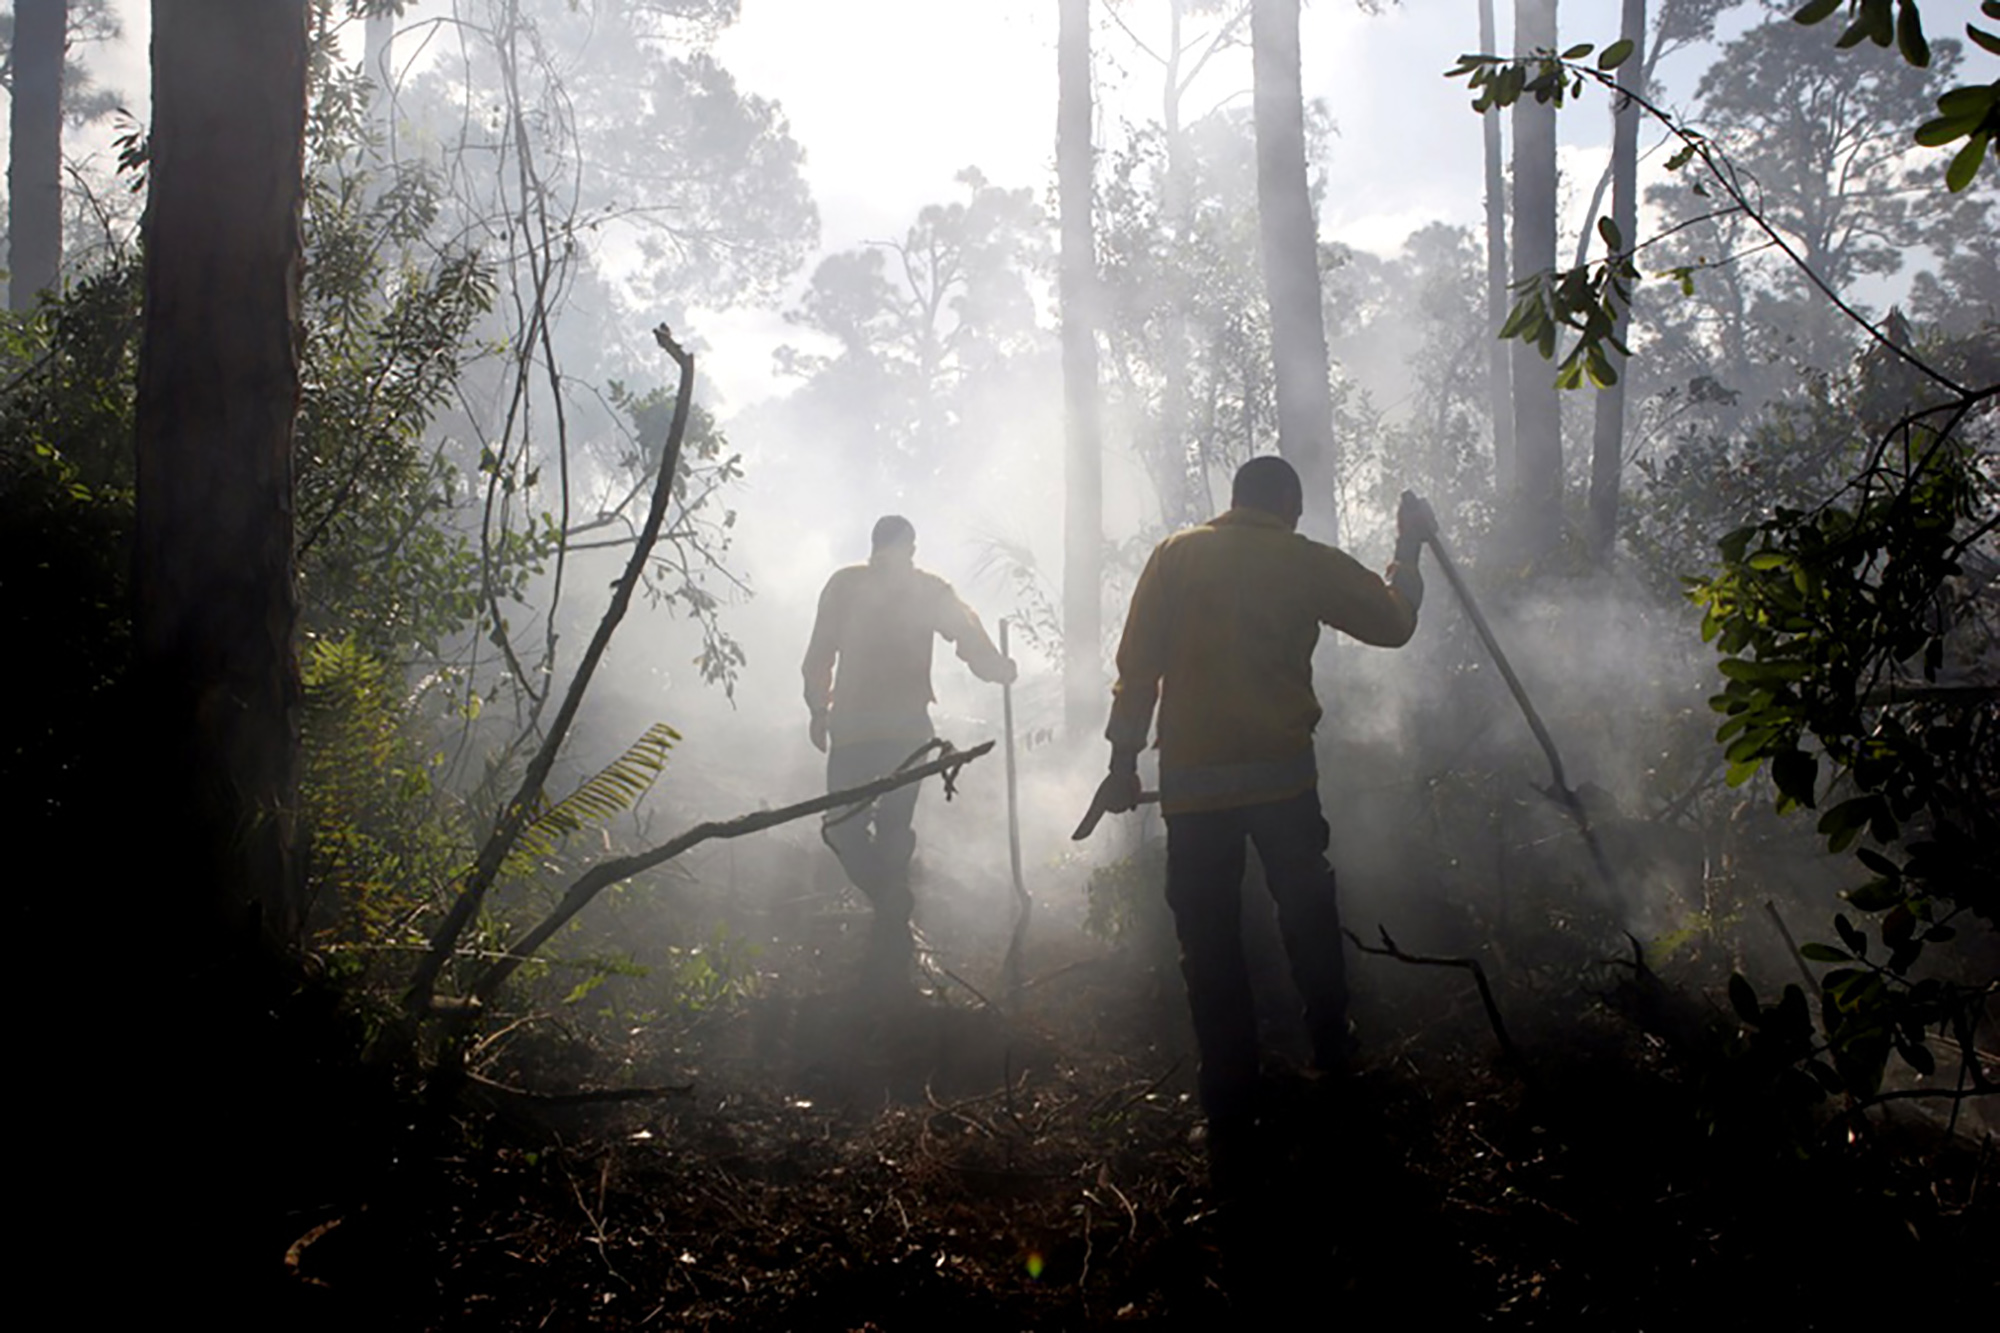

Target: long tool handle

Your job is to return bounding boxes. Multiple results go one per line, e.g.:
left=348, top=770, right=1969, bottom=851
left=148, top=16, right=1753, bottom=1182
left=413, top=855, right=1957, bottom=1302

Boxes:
left=999, top=620, right=1030, bottom=998
left=999, top=620, right=1026, bottom=908
left=1423, top=534, right=1570, bottom=797
left=1423, top=531, right=1617, bottom=893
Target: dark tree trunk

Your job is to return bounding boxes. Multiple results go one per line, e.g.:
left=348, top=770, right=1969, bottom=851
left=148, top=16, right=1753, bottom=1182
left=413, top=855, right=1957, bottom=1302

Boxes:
left=133, top=0, right=310, bottom=948
left=1509, top=0, right=1561, bottom=563
left=1251, top=0, right=1337, bottom=541
left=1479, top=0, right=1513, bottom=494
left=7, top=0, right=65, bottom=309
left=1059, top=0, right=1104, bottom=738
left=1586, top=0, right=1645, bottom=566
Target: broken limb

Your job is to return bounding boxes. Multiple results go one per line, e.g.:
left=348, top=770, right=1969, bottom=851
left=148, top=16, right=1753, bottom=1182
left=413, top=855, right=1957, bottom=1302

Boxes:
left=464, top=1070, right=695, bottom=1107
left=464, top=741, right=996, bottom=1004
left=406, top=326, right=697, bottom=1024
left=1349, top=925, right=1519, bottom=1065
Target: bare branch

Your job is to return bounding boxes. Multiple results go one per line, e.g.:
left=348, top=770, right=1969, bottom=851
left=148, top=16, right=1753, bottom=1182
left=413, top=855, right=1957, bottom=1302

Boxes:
left=466, top=739, right=997, bottom=1003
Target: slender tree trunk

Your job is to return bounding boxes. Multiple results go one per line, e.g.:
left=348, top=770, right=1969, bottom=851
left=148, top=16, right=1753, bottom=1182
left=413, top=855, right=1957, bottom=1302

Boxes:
left=1509, top=0, right=1561, bottom=564
left=7, top=0, right=65, bottom=309
left=1586, top=0, right=1645, bottom=566
left=134, top=0, right=310, bottom=948
left=365, top=9, right=394, bottom=92
left=1479, top=0, right=1513, bottom=494
left=1156, top=0, right=1197, bottom=527
left=1059, top=0, right=1103, bottom=737
left=1251, top=0, right=1337, bottom=541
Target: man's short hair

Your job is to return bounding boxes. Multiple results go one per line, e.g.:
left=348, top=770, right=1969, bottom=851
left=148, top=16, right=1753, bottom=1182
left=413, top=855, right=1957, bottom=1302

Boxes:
left=872, top=514, right=917, bottom=550
left=1231, top=455, right=1303, bottom=516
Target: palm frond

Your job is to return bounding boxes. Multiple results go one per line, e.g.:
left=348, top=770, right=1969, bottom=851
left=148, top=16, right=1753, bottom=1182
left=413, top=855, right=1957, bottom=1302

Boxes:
left=502, top=721, right=679, bottom=877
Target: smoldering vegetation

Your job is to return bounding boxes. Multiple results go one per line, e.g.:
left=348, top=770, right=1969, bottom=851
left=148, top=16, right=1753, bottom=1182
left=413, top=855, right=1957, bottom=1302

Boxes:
left=4, top=0, right=1995, bottom=1326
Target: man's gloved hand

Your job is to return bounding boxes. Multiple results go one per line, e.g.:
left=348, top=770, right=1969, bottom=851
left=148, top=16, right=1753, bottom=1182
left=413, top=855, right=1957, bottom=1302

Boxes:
left=809, top=711, right=829, bottom=754
left=1093, top=768, right=1142, bottom=816
left=1397, top=490, right=1438, bottom=546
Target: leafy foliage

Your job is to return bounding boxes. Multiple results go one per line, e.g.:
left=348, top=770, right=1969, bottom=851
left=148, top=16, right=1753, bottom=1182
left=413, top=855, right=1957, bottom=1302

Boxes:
left=1796, top=0, right=2000, bottom=192
left=502, top=720, right=679, bottom=879
left=301, top=635, right=466, bottom=955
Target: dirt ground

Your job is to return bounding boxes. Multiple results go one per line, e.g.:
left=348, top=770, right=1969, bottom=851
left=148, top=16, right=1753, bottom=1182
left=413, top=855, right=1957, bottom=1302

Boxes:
left=234, top=877, right=1998, bottom=1332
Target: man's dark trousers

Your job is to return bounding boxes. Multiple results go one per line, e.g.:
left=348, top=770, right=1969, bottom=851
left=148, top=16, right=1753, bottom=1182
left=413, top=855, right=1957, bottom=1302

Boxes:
left=823, top=735, right=929, bottom=972
left=1163, top=787, right=1351, bottom=1130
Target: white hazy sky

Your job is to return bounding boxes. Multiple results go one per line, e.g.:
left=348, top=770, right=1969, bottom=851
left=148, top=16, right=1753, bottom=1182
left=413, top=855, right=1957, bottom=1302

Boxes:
left=42, top=1, right=1990, bottom=408
left=51, top=0, right=1667, bottom=407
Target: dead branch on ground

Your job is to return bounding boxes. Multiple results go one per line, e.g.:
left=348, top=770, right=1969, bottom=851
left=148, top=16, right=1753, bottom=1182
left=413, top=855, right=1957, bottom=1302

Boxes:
left=1350, top=925, right=1520, bottom=1064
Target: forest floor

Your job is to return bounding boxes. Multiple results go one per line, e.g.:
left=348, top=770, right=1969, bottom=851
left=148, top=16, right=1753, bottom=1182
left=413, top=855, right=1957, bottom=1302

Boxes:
left=227, top=878, right=2000, bottom=1333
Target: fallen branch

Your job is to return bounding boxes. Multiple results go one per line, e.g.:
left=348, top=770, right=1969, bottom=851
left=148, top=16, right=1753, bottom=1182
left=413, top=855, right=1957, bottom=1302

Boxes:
left=464, top=1070, right=694, bottom=1107
left=467, top=741, right=995, bottom=1002
left=1349, top=925, right=1519, bottom=1064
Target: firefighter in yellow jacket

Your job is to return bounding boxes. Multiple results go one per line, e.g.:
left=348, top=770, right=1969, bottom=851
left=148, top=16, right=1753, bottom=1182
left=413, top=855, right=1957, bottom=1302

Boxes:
left=804, top=515, right=1016, bottom=981
left=1091, top=456, right=1433, bottom=1164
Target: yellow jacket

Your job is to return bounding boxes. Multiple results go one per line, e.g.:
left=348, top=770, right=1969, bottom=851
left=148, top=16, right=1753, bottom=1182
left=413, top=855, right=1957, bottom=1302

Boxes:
left=803, top=556, right=1009, bottom=745
left=1107, top=507, right=1418, bottom=813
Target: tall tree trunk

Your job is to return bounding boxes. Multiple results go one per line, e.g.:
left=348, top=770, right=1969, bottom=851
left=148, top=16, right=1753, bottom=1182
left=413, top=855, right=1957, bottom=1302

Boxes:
left=1059, top=0, right=1103, bottom=737
left=1156, top=0, right=1197, bottom=528
left=1509, top=0, right=1561, bottom=564
left=1251, top=0, right=1337, bottom=541
left=1586, top=0, right=1644, bottom=566
left=1479, top=0, right=1513, bottom=494
left=366, top=8, right=394, bottom=93
left=134, top=0, right=310, bottom=948
left=7, top=0, right=65, bottom=309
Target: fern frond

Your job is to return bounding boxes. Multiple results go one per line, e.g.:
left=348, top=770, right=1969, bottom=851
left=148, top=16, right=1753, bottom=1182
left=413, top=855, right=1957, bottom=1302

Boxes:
left=502, top=721, right=679, bottom=877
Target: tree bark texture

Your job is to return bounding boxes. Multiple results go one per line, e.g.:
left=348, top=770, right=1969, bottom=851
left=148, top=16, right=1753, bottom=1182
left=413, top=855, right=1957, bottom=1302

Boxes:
left=7, top=0, right=65, bottom=309
left=1509, top=0, right=1562, bottom=563
left=1586, top=0, right=1645, bottom=565
left=1478, top=0, right=1513, bottom=494
left=1251, top=0, right=1337, bottom=542
left=1059, top=0, right=1104, bottom=737
left=134, top=0, right=310, bottom=947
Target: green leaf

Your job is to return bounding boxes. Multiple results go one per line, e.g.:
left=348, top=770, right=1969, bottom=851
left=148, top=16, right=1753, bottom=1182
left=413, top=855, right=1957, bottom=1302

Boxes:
left=1915, top=114, right=1975, bottom=146
left=1597, top=215, right=1624, bottom=251
left=1598, top=39, right=1635, bottom=70
left=1835, top=914, right=1869, bottom=956
left=1728, top=972, right=1760, bottom=1024
left=1663, top=143, right=1698, bottom=173
left=1561, top=43, right=1594, bottom=60
left=1800, top=943, right=1850, bottom=963
left=1843, top=877, right=1903, bottom=912
left=1793, top=0, right=1843, bottom=21
left=1897, top=0, right=1932, bottom=65
left=1969, top=25, right=2000, bottom=56
left=1855, top=847, right=1902, bottom=878
left=1776, top=740, right=1824, bottom=804
left=1945, top=133, right=1989, bottom=192
left=1937, top=84, right=2000, bottom=118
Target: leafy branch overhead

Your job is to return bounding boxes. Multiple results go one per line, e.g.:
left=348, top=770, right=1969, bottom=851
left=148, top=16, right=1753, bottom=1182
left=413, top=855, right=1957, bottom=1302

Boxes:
left=1793, top=0, right=2000, bottom=192
left=1448, top=8, right=1994, bottom=393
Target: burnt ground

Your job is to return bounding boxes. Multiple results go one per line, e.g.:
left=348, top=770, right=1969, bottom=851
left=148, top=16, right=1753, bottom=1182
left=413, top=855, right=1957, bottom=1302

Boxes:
left=51, top=882, right=1995, bottom=1330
